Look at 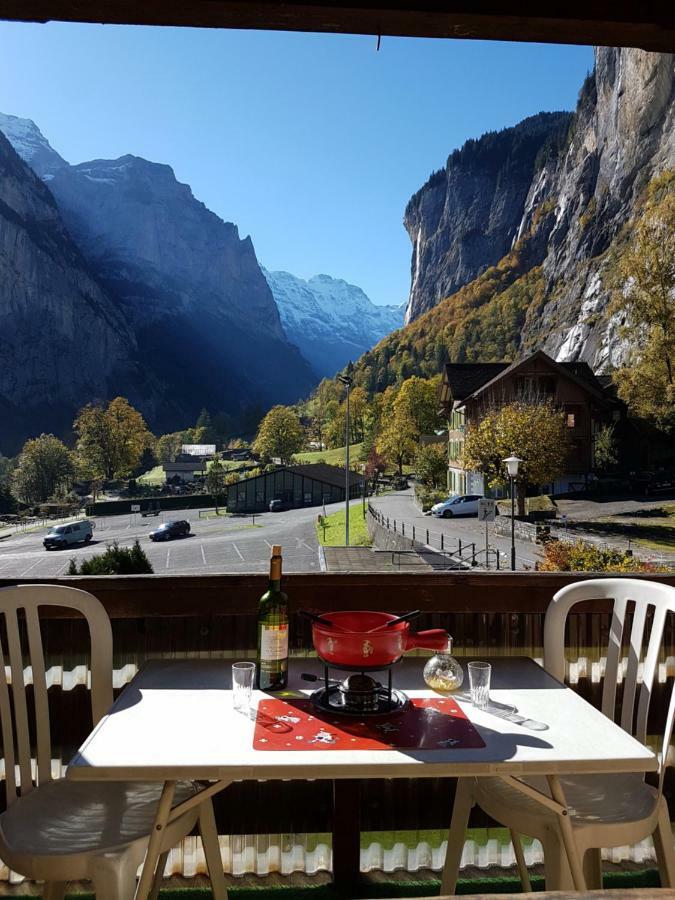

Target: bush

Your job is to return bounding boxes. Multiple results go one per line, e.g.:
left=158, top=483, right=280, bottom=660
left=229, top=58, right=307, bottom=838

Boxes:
left=68, top=540, right=154, bottom=575
left=538, top=539, right=662, bottom=573
left=415, top=486, right=449, bottom=512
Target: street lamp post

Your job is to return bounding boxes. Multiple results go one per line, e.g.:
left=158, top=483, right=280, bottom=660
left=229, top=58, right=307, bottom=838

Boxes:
left=337, top=374, right=353, bottom=546
left=503, top=455, right=522, bottom=571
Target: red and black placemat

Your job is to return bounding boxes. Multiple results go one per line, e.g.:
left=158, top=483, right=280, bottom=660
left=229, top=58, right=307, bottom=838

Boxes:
left=253, top=696, right=485, bottom=751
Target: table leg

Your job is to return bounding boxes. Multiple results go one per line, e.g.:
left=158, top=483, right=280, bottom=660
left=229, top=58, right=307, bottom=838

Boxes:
left=134, top=781, right=176, bottom=900
left=546, top=775, right=586, bottom=892
left=332, top=779, right=361, bottom=889
left=199, top=798, right=228, bottom=900
left=440, top=777, right=473, bottom=895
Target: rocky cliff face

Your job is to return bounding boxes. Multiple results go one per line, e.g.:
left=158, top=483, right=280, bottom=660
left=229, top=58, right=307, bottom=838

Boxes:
left=401, top=48, right=675, bottom=372
left=44, top=154, right=316, bottom=424
left=263, top=268, right=404, bottom=378
left=0, top=131, right=141, bottom=452
left=1, top=117, right=317, bottom=447
left=518, top=48, right=675, bottom=369
left=403, top=111, right=572, bottom=323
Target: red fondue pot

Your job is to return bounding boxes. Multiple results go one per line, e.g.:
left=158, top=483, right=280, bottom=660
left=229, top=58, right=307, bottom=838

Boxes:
left=310, top=610, right=449, bottom=669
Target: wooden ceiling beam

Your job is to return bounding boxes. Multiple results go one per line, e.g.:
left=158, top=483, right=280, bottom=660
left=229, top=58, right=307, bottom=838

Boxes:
left=1, top=2, right=674, bottom=53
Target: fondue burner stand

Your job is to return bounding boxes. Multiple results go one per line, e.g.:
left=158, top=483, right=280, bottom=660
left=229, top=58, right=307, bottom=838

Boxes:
left=308, top=662, right=409, bottom=716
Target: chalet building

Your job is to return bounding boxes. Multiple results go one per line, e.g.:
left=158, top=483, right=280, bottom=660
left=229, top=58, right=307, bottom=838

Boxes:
left=163, top=453, right=209, bottom=484
left=439, top=350, right=622, bottom=496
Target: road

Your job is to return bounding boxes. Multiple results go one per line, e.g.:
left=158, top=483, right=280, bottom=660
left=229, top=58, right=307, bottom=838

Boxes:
left=0, top=502, right=340, bottom=578
left=371, top=489, right=544, bottom=570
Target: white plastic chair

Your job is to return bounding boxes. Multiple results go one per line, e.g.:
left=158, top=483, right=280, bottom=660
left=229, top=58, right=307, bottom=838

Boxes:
left=0, top=584, right=226, bottom=900
left=441, top=578, right=675, bottom=894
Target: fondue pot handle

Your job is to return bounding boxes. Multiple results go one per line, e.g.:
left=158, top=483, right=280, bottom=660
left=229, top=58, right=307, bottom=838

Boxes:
left=405, top=629, right=449, bottom=652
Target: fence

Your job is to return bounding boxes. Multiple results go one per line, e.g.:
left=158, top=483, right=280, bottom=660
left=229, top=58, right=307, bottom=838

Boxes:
left=367, top=503, right=506, bottom=570
left=1, top=510, right=86, bottom=537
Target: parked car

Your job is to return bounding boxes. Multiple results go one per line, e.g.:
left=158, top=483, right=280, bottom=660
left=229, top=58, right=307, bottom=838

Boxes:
left=430, top=494, right=484, bottom=518
left=269, top=499, right=290, bottom=512
left=43, top=520, right=94, bottom=550
left=149, top=520, right=190, bottom=541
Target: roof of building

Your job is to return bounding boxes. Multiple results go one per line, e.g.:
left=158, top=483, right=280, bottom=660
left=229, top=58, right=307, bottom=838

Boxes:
left=163, top=461, right=205, bottom=472
left=442, top=362, right=511, bottom=403
left=286, top=463, right=363, bottom=487
left=229, top=463, right=363, bottom=490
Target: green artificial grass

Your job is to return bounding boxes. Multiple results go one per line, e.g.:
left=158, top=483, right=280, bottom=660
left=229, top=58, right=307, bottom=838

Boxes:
left=317, top=506, right=371, bottom=547
left=23, top=866, right=662, bottom=900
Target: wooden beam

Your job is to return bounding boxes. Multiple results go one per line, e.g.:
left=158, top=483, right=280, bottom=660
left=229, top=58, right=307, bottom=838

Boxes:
left=2, top=571, right=674, bottom=618
left=0, top=1, right=674, bottom=52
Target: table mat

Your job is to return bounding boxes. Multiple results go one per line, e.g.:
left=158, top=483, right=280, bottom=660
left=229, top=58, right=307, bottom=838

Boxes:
left=253, top=696, right=485, bottom=751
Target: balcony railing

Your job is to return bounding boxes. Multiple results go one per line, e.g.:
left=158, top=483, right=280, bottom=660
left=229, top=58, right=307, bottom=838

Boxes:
left=1, top=571, right=675, bottom=884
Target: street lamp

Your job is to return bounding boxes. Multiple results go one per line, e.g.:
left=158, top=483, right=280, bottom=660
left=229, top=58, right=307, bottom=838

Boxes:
left=503, top=455, right=522, bottom=571
left=337, top=374, right=353, bottom=546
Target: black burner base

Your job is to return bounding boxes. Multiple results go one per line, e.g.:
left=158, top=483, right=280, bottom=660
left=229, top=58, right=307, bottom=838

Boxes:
left=310, top=685, right=409, bottom=717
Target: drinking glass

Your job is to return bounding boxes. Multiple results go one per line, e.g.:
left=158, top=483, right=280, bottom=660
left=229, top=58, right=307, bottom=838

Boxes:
left=232, top=662, right=256, bottom=713
left=468, top=661, right=491, bottom=710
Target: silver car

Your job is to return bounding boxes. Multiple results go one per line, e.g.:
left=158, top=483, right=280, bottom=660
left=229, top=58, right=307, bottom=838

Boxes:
left=430, top=494, right=483, bottom=518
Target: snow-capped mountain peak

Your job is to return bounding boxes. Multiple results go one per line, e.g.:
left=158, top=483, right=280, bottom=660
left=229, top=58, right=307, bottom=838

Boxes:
left=263, top=268, right=404, bottom=378
left=0, top=112, right=68, bottom=179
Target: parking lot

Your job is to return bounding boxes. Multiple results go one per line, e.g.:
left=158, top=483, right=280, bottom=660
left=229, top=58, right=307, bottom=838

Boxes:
left=0, top=502, right=337, bottom=577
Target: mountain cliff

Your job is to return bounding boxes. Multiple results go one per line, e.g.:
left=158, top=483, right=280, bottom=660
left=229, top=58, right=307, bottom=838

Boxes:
left=518, top=49, right=675, bottom=368
left=0, top=131, right=143, bottom=451
left=403, top=111, right=572, bottom=323
left=0, top=116, right=317, bottom=449
left=348, top=48, right=674, bottom=394
left=263, top=268, right=404, bottom=378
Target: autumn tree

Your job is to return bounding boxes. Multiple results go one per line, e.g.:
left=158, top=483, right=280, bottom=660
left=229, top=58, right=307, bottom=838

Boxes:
left=307, top=379, right=342, bottom=449
left=611, top=177, right=675, bottom=430
left=11, top=434, right=74, bottom=504
left=0, top=455, right=16, bottom=514
left=253, top=406, right=304, bottom=464
left=205, top=459, right=227, bottom=513
left=74, top=397, right=154, bottom=480
left=156, top=431, right=188, bottom=465
left=376, top=377, right=440, bottom=475
left=593, top=424, right=619, bottom=471
left=414, top=442, right=448, bottom=488
left=462, top=400, right=569, bottom=513
left=194, top=408, right=215, bottom=444
left=364, top=447, right=387, bottom=491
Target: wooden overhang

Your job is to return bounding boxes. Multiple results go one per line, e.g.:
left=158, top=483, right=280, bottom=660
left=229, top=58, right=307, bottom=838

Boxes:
left=1, top=2, right=674, bottom=53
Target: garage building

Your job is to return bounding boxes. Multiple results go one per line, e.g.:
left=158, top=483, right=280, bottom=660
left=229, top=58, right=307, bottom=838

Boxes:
left=226, top=463, right=364, bottom=513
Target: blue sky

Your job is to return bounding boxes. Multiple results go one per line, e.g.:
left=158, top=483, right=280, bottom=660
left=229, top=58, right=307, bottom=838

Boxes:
left=0, top=24, right=592, bottom=305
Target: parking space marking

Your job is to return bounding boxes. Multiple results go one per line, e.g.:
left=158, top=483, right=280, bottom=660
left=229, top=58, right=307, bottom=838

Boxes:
left=18, top=559, right=43, bottom=577
left=264, top=540, right=272, bottom=549
left=165, top=549, right=171, bottom=569
left=201, top=545, right=207, bottom=566
left=232, top=543, right=244, bottom=561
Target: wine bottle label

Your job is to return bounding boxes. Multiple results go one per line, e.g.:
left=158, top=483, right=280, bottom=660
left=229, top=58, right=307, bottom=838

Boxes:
left=259, top=624, right=289, bottom=661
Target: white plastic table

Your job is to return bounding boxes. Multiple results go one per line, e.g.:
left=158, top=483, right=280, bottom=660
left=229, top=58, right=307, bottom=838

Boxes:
left=68, top=657, right=657, bottom=899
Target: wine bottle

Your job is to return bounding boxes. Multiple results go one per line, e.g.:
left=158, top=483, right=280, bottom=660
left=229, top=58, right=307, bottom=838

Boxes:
left=256, top=544, right=289, bottom=690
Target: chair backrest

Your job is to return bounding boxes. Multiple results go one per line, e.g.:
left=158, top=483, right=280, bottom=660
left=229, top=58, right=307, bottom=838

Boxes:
left=0, top=584, right=113, bottom=806
left=544, top=578, right=675, bottom=793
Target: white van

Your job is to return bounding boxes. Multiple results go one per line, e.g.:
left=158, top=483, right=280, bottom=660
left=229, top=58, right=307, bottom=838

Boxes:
left=43, top=520, right=94, bottom=550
